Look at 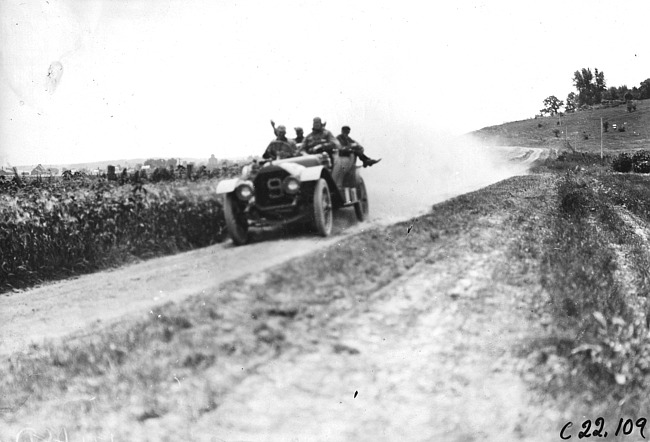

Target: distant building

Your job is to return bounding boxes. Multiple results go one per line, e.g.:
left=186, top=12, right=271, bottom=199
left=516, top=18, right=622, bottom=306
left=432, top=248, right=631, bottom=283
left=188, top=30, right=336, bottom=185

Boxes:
left=31, top=164, right=48, bottom=175
left=208, top=154, right=219, bottom=169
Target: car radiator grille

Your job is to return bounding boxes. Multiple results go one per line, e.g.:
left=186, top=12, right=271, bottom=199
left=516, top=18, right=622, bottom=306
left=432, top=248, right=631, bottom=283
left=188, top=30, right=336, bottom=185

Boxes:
left=254, top=170, right=294, bottom=207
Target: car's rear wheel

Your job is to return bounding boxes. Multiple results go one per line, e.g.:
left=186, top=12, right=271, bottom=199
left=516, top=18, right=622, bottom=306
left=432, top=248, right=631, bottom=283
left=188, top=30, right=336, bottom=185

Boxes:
left=354, top=177, right=369, bottom=221
left=224, top=193, right=249, bottom=245
left=312, top=178, right=333, bottom=237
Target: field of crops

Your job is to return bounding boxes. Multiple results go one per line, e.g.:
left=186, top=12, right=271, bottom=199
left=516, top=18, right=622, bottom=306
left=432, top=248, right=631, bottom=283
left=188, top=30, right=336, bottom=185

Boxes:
left=0, top=174, right=228, bottom=293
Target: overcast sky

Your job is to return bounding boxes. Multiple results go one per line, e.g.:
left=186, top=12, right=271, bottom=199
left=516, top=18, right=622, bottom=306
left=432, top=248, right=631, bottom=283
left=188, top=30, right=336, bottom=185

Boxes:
left=0, top=0, right=648, bottom=166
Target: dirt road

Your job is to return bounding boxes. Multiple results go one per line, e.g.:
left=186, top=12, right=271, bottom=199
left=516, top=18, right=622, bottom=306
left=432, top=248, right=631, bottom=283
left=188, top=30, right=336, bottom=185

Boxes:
left=190, top=214, right=560, bottom=441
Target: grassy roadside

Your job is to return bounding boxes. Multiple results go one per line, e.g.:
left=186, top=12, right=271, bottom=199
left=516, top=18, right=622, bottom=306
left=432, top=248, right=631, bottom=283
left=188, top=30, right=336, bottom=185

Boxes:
left=520, top=154, right=650, bottom=417
left=481, top=97, right=650, bottom=402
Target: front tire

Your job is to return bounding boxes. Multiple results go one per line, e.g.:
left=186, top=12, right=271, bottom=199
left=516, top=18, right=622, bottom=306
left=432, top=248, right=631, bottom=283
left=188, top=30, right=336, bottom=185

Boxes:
left=354, top=177, right=369, bottom=221
left=312, top=178, right=333, bottom=237
left=224, top=194, right=249, bottom=245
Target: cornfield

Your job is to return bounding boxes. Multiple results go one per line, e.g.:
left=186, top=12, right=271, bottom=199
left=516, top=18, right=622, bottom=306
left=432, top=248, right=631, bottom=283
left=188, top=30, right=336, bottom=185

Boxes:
left=0, top=177, right=226, bottom=293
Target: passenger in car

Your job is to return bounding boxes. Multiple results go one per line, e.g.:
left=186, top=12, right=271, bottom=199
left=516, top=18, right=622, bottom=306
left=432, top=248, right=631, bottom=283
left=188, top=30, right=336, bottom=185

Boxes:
left=302, top=117, right=341, bottom=155
left=263, top=125, right=299, bottom=160
left=293, top=127, right=305, bottom=145
left=336, top=126, right=381, bottom=167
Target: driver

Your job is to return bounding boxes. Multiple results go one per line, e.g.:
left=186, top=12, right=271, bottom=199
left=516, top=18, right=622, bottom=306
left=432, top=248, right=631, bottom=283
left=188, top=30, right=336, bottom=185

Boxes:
left=302, top=117, right=341, bottom=155
left=263, top=125, right=299, bottom=160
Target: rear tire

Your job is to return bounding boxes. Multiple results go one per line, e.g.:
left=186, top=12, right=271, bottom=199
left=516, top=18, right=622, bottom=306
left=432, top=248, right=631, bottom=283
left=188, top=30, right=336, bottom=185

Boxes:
left=224, top=194, right=249, bottom=245
left=354, top=177, right=369, bottom=221
left=312, top=178, right=333, bottom=237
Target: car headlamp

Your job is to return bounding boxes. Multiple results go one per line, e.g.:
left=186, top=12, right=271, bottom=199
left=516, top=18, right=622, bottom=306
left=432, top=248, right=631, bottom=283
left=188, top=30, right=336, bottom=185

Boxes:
left=235, top=183, right=254, bottom=201
left=283, top=177, right=300, bottom=194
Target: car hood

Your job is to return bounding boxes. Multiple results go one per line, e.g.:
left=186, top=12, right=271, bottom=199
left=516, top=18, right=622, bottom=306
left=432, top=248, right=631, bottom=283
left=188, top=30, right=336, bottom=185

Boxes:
left=269, top=154, right=323, bottom=169
left=276, top=162, right=304, bottom=177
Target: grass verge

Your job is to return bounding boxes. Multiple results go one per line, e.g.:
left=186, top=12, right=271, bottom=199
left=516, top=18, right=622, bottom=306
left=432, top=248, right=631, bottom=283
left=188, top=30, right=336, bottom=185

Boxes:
left=517, top=155, right=650, bottom=415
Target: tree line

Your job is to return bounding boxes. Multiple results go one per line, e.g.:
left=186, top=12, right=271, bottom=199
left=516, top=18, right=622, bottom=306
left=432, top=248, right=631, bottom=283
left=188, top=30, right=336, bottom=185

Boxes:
left=540, top=68, right=650, bottom=116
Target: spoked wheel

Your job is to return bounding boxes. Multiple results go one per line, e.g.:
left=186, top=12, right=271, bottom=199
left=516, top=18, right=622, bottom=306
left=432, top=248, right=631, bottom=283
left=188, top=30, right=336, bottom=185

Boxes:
left=223, top=194, right=249, bottom=245
left=354, top=177, right=369, bottom=221
left=312, top=178, right=333, bottom=237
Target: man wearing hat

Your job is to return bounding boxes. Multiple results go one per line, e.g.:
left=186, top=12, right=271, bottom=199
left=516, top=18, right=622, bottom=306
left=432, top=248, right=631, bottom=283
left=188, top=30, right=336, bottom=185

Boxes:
left=302, top=117, right=341, bottom=155
left=293, top=127, right=305, bottom=147
left=337, top=125, right=381, bottom=167
left=263, top=124, right=298, bottom=160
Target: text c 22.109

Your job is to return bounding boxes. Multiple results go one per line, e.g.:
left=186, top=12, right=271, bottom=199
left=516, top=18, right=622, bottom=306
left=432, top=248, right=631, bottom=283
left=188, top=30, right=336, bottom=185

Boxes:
left=560, top=417, right=647, bottom=439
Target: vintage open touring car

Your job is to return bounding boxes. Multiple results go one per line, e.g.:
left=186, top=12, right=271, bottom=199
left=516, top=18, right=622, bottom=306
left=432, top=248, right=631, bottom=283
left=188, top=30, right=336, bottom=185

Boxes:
left=216, top=143, right=369, bottom=245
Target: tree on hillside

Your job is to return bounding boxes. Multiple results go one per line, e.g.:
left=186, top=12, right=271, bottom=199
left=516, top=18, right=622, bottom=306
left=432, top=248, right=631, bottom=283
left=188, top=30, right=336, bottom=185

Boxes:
left=638, top=78, right=650, bottom=100
left=594, top=68, right=606, bottom=103
left=573, top=68, right=593, bottom=105
left=540, top=95, right=564, bottom=116
left=573, top=67, right=606, bottom=106
left=617, top=85, right=630, bottom=99
left=603, top=86, right=619, bottom=101
left=565, top=92, right=577, bottom=113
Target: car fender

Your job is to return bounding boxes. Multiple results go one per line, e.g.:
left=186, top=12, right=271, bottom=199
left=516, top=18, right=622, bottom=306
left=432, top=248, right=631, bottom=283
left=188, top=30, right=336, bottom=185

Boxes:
left=299, top=165, right=324, bottom=182
left=216, top=178, right=240, bottom=194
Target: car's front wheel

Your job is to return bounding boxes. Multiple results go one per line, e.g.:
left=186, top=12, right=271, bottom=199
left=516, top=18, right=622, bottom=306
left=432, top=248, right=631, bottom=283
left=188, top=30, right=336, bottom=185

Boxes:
left=312, top=178, right=333, bottom=237
left=224, top=193, right=249, bottom=245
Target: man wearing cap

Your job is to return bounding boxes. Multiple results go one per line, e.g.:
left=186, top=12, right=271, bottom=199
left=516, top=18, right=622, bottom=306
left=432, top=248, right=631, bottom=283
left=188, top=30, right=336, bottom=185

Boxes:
left=302, top=117, right=341, bottom=155
left=263, top=125, right=298, bottom=160
left=293, top=127, right=305, bottom=146
left=337, top=125, right=381, bottom=168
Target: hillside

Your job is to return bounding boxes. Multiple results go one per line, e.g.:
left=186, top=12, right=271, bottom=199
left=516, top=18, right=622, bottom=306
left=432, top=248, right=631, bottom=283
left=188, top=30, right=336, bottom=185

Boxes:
left=473, top=98, right=650, bottom=154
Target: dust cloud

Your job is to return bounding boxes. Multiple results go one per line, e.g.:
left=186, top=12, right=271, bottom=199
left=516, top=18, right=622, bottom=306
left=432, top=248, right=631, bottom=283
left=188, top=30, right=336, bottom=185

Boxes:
left=358, top=125, right=533, bottom=223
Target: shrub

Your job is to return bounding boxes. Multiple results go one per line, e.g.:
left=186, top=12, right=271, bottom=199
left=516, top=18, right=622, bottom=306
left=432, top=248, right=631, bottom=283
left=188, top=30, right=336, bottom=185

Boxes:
left=553, top=129, right=561, bottom=138
left=152, top=167, right=174, bottom=182
left=557, top=174, right=593, bottom=218
left=557, top=151, right=606, bottom=165
left=612, top=153, right=633, bottom=173
left=632, top=150, right=650, bottom=173
left=0, top=180, right=226, bottom=292
left=618, top=125, right=627, bottom=132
